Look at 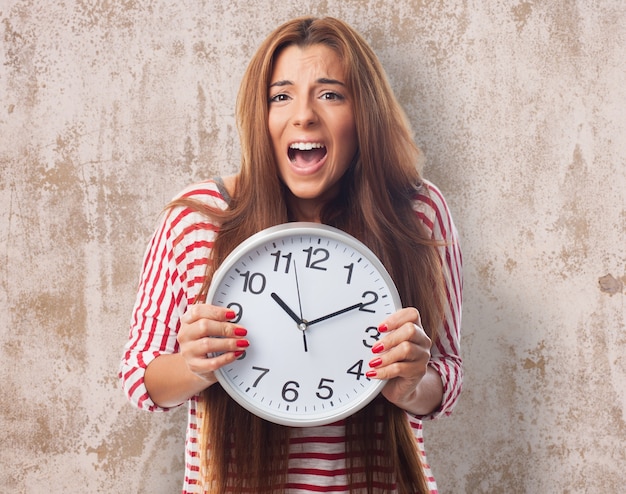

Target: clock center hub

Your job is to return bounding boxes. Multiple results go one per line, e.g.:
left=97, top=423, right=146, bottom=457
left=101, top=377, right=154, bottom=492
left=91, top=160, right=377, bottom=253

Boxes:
left=298, top=321, right=309, bottom=332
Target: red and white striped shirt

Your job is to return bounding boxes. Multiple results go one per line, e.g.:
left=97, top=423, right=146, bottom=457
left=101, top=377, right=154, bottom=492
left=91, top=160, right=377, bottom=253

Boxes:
left=120, top=178, right=463, bottom=493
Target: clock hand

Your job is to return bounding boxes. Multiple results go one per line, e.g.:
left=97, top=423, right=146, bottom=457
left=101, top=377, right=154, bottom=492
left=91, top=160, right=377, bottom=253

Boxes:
left=307, top=302, right=363, bottom=327
left=293, top=261, right=308, bottom=352
left=270, top=292, right=304, bottom=326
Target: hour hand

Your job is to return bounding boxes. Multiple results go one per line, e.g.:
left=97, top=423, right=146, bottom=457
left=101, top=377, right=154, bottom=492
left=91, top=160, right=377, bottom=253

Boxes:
left=271, top=292, right=304, bottom=326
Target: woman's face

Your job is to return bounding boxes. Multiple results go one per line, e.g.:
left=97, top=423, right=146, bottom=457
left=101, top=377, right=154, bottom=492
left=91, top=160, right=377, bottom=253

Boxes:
left=268, top=43, right=358, bottom=221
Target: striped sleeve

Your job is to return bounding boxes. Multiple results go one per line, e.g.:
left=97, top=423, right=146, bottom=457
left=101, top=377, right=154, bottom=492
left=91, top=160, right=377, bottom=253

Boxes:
left=413, top=180, right=463, bottom=419
left=119, top=181, right=227, bottom=412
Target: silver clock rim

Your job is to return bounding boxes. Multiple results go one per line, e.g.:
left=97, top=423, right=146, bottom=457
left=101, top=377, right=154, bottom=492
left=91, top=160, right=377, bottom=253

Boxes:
left=206, top=222, right=401, bottom=427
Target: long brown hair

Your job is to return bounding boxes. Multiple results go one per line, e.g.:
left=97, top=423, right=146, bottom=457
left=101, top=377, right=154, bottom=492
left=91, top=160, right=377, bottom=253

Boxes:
left=173, top=16, right=445, bottom=493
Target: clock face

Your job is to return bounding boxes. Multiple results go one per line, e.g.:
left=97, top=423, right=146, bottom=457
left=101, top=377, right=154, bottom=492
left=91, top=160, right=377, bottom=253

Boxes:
left=207, top=222, right=401, bottom=427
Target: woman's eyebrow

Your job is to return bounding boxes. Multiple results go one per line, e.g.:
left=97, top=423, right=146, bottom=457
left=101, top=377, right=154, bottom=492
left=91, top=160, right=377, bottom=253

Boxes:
left=269, top=80, right=292, bottom=88
left=317, top=77, right=346, bottom=87
left=269, top=78, right=346, bottom=88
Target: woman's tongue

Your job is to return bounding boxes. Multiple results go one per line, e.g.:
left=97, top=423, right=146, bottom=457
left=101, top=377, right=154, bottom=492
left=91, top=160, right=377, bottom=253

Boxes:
left=289, top=147, right=326, bottom=169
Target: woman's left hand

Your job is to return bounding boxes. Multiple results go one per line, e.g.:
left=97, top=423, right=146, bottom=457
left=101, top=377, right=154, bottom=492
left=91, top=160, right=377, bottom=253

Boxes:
left=367, top=307, right=432, bottom=407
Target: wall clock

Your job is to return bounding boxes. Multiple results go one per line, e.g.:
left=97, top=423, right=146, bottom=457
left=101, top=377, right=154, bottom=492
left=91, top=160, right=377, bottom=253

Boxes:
left=207, top=222, right=401, bottom=427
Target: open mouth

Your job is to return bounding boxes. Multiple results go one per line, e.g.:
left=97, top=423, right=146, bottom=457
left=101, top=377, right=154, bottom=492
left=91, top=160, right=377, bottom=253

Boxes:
left=288, top=142, right=327, bottom=168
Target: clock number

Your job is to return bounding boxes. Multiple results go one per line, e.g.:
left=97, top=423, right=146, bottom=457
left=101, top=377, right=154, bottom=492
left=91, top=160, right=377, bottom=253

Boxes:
left=240, top=271, right=266, bottom=294
left=362, top=326, right=381, bottom=348
left=282, top=381, right=300, bottom=402
left=251, top=366, right=270, bottom=387
left=359, top=290, right=379, bottom=313
left=343, top=263, right=354, bottom=284
left=270, top=250, right=292, bottom=273
left=347, top=360, right=366, bottom=380
left=302, top=247, right=329, bottom=270
left=226, top=302, right=243, bottom=323
left=315, top=378, right=335, bottom=400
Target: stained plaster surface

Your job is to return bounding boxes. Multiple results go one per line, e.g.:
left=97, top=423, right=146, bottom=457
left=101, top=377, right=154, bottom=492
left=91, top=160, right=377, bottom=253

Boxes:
left=1, top=1, right=625, bottom=492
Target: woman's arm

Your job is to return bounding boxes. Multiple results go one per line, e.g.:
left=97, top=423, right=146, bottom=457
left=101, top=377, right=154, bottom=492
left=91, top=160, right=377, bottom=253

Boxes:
left=144, top=304, right=249, bottom=408
left=144, top=353, right=212, bottom=408
left=367, top=181, right=463, bottom=417
left=119, top=180, right=237, bottom=411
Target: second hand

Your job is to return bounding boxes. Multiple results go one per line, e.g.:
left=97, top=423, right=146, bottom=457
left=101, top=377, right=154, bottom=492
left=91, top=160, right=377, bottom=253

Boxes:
left=293, top=261, right=308, bottom=352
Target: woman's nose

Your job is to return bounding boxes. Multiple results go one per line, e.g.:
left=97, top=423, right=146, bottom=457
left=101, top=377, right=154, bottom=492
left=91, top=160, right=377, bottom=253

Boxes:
left=292, top=98, right=318, bottom=127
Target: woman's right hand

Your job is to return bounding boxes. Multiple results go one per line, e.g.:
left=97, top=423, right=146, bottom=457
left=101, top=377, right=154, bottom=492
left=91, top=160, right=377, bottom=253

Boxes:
left=177, top=304, right=250, bottom=384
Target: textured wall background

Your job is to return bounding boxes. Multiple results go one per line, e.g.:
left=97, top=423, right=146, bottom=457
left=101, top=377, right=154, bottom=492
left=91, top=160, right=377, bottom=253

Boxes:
left=1, top=1, right=624, bottom=492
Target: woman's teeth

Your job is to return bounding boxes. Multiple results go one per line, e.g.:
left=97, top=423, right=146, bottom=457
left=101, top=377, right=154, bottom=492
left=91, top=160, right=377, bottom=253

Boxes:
left=290, top=142, right=324, bottom=151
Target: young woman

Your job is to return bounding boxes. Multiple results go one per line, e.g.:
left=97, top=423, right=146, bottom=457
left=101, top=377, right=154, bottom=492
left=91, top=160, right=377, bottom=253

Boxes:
left=121, top=16, right=462, bottom=493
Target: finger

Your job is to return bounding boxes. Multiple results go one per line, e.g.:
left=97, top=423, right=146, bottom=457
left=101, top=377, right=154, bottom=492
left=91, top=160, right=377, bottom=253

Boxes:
left=179, top=315, right=248, bottom=345
left=187, top=349, right=245, bottom=377
left=369, top=338, right=427, bottom=368
left=181, top=303, right=238, bottom=325
left=378, top=307, right=422, bottom=333
left=371, top=323, right=430, bottom=355
left=367, top=358, right=422, bottom=380
left=193, top=317, right=248, bottom=338
left=367, top=344, right=430, bottom=380
left=197, top=334, right=250, bottom=355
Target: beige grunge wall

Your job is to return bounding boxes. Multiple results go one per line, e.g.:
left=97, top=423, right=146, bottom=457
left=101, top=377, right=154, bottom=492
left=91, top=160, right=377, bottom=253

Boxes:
left=1, top=1, right=624, bottom=492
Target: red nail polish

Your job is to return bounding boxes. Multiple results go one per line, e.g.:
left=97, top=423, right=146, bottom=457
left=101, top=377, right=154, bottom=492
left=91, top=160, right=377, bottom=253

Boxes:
left=234, top=327, right=247, bottom=337
left=236, top=339, right=249, bottom=348
left=234, top=351, right=245, bottom=358
left=369, top=357, right=382, bottom=368
left=372, top=343, right=384, bottom=354
left=378, top=323, right=389, bottom=333
left=225, top=310, right=236, bottom=320
left=366, top=370, right=377, bottom=378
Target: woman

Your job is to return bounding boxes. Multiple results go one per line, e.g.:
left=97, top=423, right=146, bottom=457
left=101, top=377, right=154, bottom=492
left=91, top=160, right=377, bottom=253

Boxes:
left=121, top=16, right=462, bottom=493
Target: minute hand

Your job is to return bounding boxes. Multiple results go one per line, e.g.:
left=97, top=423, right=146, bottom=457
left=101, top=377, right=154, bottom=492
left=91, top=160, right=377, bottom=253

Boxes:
left=307, top=302, right=363, bottom=327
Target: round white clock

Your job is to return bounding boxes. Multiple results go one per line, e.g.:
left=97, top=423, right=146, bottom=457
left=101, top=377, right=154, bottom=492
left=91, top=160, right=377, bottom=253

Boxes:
left=207, top=222, right=401, bottom=427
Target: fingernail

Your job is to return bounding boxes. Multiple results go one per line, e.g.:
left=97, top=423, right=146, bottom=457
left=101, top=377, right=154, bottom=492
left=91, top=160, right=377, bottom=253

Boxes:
left=369, top=357, right=383, bottom=368
left=378, top=323, right=389, bottom=333
left=366, top=370, right=377, bottom=378
left=372, top=343, right=384, bottom=354
left=234, top=351, right=245, bottom=358
left=225, top=310, right=236, bottom=320
left=234, top=327, right=247, bottom=337
left=236, top=339, right=250, bottom=348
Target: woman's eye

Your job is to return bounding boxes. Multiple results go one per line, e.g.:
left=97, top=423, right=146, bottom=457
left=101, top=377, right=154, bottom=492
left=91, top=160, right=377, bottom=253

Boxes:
left=321, top=92, right=342, bottom=101
left=269, top=93, right=289, bottom=103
